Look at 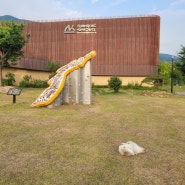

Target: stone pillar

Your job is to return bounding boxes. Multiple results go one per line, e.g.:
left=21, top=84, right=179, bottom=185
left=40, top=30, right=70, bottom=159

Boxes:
left=79, top=60, right=92, bottom=104
left=47, top=60, right=92, bottom=108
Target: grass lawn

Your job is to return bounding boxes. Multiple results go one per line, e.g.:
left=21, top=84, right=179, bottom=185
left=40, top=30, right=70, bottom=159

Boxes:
left=0, top=88, right=185, bottom=185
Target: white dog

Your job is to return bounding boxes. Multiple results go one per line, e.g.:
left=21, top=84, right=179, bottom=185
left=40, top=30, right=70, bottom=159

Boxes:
left=118, top=141, right=145, bottom=156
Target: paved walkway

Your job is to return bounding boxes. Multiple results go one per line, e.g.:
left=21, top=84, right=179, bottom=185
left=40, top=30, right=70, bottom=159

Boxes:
left=175, top=92, right=185, bottom=96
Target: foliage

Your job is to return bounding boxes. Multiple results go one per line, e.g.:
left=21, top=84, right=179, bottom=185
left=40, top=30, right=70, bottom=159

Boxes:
left=122, top=82, right=155, bottom=91
left=19, top=75, right=48, bottom=88
left=168, top=45, right=185, bottom=85
left=0, top=21, right=30, bottom=86
left=158, top=58, right=184, bottom=86
left=172, top=68, right=184, bottom=85
left=108, top=76, right=122, bottom=92
left=142, top=75, right=164, bottom=89
left=47, top=60, right=60, bottom=79
left=177, top=45, right=185, bottom=74
left=19, top=75, right=32, bottom=87
left=2, top=72, right=15, bottom=86
left=123, top=82, right=142, bottom=90
left=92, top=83, right=108, bottom=89
left=92, top=83, right=167, bottom=92
left=158, top=62, right=171, bottom=84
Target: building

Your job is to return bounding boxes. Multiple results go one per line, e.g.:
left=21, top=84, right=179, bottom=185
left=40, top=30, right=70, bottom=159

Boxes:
left=13, top=15, right=160, bottom=85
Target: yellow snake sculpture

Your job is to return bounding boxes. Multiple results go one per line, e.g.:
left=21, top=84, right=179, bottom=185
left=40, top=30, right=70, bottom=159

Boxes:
left=31, top=50, right=96, bottom=107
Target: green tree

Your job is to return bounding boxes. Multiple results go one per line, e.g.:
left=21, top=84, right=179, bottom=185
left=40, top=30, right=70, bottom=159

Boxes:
left=0, top=21, right=30, bottom=86
left=172, top=68, right=184, bottom=85
left=158, top=62, right=171, bottom=84
left=108, top=76, right=122, bottom=92
left=176, top=45, right=185, bottom=81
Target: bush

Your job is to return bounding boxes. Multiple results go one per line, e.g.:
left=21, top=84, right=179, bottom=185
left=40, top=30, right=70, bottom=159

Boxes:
left=142, top=75, right=164, bottom=90
left=124, top=82, right=141, bottom=89
left=122, top=82, right=157, bottom=91
left=2, top=79, right=9, bottom=86
left=19, top=75, right=48, bottom=88
left=2, top=72, right=16, bottom=86
left=47, top=60, right=60, bottom=79
left=108, top=76, right=122, bottom=92
left=32, top=79, right=48, bottom=88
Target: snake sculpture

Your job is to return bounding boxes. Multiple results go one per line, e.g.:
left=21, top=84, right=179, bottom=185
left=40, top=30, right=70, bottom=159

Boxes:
left=31, top=50, right=96, bottom=107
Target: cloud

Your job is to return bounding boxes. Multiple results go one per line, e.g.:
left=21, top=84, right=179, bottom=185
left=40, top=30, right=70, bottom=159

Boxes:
left=0, top=0, right=82, bottom=21
left=170, top=0, right=185, bottom=8
left=109, top=0, right=127, bottom=6
left=0, top=0, right=184, bottom=54
left=152, top=3, right=185, bottom=54
left=91, top=0, right=100, bottom=4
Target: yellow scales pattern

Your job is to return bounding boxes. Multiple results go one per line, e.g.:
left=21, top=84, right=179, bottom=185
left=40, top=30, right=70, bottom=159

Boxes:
left=31, top=51, right=96, bottom=107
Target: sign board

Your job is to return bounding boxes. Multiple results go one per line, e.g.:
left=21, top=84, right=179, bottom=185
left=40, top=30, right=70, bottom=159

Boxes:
left=7, top=88, right=22, bottom=104
left=7, top=88, right=22, bottom=95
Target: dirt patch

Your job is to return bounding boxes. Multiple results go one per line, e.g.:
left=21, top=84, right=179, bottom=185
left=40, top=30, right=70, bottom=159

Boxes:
left=139, top=90, right=174, bottom=98
left=0, top=86, right=14, bottom=93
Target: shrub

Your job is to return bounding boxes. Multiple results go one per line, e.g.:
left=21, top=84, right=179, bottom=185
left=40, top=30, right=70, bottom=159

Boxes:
left=108, top=76, right=122, bottom=92
left=2, top=79, right=9, bottom=86
left=2, top=72, right=16, bottom=86
left=32, top=79, right=48, bottom=88
left=122, top=83, right=157, bottom=91
left=125, top=82, right=141, bottom=89
left=142, top=75, right=164, bottom=90
left=19, top=75, right=48, bottom=88
left=19, top=75, right=32, bottom=87
left=47, top=60, right=60, bottom=79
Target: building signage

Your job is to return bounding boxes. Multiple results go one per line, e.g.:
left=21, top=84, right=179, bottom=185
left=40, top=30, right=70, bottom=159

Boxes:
left=64, top=24, right=96, bottom=34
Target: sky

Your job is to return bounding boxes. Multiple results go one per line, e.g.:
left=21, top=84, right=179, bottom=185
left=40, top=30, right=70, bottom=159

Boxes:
left=0, top=0, right=185, bottom=55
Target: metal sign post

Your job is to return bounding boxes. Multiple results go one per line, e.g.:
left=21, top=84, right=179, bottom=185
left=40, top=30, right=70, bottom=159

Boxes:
left=7, top=88, right=22, bottom=104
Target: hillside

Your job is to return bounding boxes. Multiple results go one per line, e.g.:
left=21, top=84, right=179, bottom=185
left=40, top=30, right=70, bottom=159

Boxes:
left=160, top=53, right=179, bottom=62
left=160, top=53, right=173, bottom=61
left=0, top=15, right=29, bottom=22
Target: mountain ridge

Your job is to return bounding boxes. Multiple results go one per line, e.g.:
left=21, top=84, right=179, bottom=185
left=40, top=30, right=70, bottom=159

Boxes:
left=0, top=15, right=30, bottom=22
left=160, top=53, right=179, bottom=62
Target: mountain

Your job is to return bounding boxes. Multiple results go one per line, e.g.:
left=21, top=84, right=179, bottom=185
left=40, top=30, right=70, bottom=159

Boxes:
left=159, top=53, right=179, bottom=62
left=160, top=53, right=173, bottom=61
left=0, top=15, right=29, bottom=22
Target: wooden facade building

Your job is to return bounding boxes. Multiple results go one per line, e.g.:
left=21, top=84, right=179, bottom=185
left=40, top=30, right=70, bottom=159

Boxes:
left=16, top=15, right=160, bottom=77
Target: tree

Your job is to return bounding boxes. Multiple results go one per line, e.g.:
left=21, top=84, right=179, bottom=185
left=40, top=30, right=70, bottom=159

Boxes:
left=172, top=68, right=184, bottom=85
left=108, top=76, right=122, bottom=92
left=0, top=21, right=30, bottom=86
left=158, top=62, right=171, bottom=84
left=177, top=45, right=185, bottom=82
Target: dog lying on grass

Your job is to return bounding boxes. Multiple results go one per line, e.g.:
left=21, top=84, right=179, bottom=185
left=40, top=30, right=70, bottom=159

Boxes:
left=118, top=141, right=145, bottom=156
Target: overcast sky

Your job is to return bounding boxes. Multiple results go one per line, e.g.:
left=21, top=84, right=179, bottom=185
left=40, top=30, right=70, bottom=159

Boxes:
left=1, top=0, right=185, bottom=55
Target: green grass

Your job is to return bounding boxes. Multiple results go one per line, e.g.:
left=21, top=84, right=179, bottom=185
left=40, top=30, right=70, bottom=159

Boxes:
left=0, top=88, right=185, bottom=185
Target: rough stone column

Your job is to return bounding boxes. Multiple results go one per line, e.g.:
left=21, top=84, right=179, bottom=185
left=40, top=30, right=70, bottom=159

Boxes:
left=79, top=60, right=92, bottom=104
left=47, top=60, right=91, bottom=108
